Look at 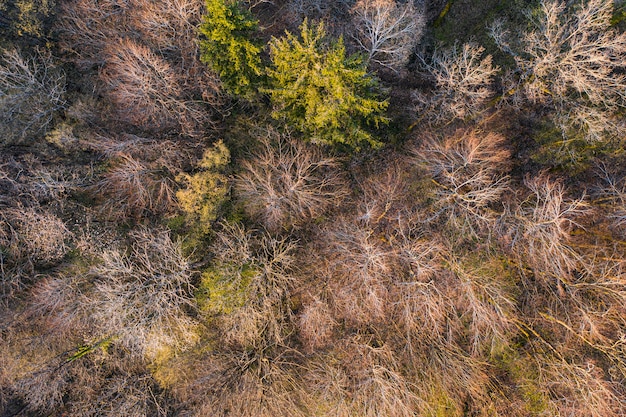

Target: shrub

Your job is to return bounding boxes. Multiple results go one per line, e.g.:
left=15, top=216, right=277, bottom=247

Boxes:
left=265, top=19, right=388, bottom=148
left=1, top=207, right=71, bottom=266
left=176, top=140, right=230, bottom=234
left=235, top=130, right=347, bottom=231
left=318, top=218, right=395, bottom=325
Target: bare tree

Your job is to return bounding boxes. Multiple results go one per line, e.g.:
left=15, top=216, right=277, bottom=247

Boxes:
left=100, top=38, right=210, bottom=135
left=130, top=0, right=203, bottom=64
left=235, top=130, right=348, bottom=231
left=89, top=228, right=197, bottom=359
left=318, top=218, right=396, bottom=326
left=0, top=48, right=65, bottom=145
left=411, top=129, right=510, bottom=238
left=57, top=0, right=222, bottom=134
left=490, top=0, right=626, bottom=140
left=204, top=222, right=298, bottom=348
left=414, top=43, right=499, bottom=123
left=595, top=166, right=626, bottom=235
left=56, top=0, right=130, bottom=69
left=351, top=0, right=425, bottom=71
left=503, top=174, right=589, bottom=282
left=93, top=153, right=178, bottom=220
left=1, top=208, right=72, bottom=300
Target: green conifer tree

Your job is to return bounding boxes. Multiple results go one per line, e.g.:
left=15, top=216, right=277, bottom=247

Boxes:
left=265, top=20, right=388, bottom=149
left=199, top=0, right=262, bottom=97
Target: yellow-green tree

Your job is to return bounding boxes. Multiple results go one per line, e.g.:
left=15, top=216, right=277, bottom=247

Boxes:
left=176, top=140, right=230, bottom=233
left=199, top=0, right=262, bottom=97
left=265, top=20, right=388, bottom=149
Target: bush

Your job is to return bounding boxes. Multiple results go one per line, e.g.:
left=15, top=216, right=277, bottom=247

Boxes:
left=503, top=174, right=588, bottom=280
left=265, top=20, right=388, bottom=148
left=176, top=140, right=230, bottom=234
left=93, top=153, right=178, bottom=220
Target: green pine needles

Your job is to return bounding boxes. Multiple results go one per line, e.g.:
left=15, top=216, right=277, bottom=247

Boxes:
left=265, top=20, right=388, bottom=149
left=199, top=0, right=262, bottom=97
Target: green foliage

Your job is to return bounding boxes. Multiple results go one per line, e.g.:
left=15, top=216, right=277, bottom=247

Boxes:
left=265, top=19, right=388, bottom=149
left=199, top=0, right=262, bottom=97
left=176, top=140, right=230, bottom=234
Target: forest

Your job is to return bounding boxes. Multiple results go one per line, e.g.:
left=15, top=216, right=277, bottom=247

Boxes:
left=1, top=0, right=626, bottom=415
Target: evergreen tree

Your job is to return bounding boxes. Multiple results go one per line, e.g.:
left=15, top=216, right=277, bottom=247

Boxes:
left=265, top=20, right=388, bottom=148
left=199, top=0, right=262, bottom=97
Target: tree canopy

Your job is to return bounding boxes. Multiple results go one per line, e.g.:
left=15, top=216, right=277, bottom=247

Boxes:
left=265, top=20, right=388, bottom=148
left=199, top=0, right=262, bottom=97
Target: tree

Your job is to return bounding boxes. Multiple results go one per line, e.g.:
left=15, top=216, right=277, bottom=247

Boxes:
left=235, top=129, right=347, bottom=231
left=265, top=20, right=389, bottom=148
left=351, top=0, right=425, bottom=71
left=411, top=129, right=510, bottom=238
left=199, top=0, right=262, bottom=97
left=490, top=0, right=626, bottom=140
left=100, top=38, right=210, bottom=136
left=89, top=228, right=197, bottom=359
left=414, top=43, right=499, bottom=123
left=0, top=48, right=65, bottom=146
